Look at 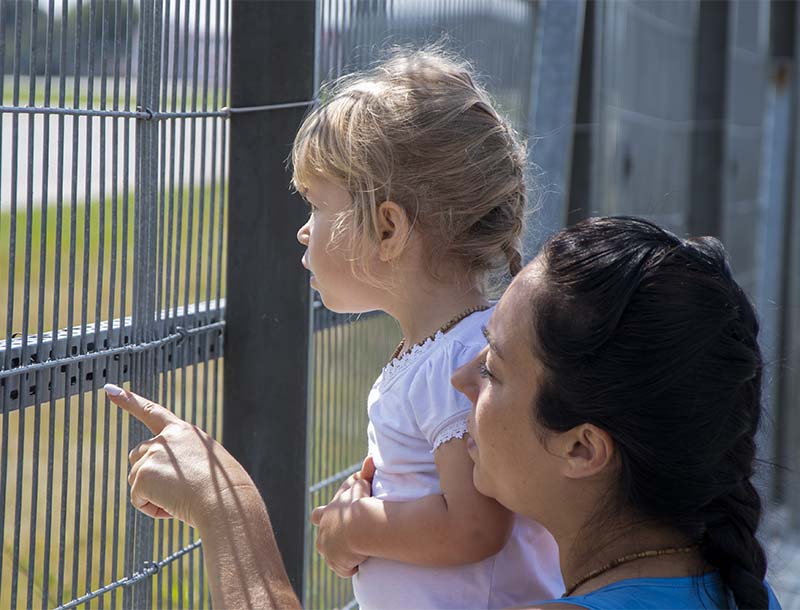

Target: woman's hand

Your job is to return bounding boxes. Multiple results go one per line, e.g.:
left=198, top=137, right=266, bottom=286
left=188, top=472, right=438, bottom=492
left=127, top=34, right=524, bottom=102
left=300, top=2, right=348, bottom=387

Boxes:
left=104, top=383, right=256, bottom=530
left=310, top=456, right=375, bottom=577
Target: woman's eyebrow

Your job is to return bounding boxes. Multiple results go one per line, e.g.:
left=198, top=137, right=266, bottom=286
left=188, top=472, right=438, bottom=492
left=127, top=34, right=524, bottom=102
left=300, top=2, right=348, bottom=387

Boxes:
left=481, top=325, right=503, bottom=360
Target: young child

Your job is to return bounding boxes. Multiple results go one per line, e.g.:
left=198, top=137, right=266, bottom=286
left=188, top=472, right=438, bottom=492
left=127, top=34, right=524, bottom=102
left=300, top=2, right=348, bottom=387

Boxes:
left=293, top=49, right=563, bottom=609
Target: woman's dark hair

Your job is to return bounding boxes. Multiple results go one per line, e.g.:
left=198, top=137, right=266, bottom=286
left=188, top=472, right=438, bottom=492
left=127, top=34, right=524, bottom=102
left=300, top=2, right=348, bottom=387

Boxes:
left=532, top=217, right=768, bottom=609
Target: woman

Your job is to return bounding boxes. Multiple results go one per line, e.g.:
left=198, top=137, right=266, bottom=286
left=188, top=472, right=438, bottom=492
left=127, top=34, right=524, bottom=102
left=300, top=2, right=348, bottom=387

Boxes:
left=106, top=216, right=781, bottom=609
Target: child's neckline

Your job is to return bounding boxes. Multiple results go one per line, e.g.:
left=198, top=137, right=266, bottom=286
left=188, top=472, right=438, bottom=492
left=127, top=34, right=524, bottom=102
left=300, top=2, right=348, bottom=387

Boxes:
left=389, top=304, right=492, bottom=363
left=380, top=306, right=493, bottom=385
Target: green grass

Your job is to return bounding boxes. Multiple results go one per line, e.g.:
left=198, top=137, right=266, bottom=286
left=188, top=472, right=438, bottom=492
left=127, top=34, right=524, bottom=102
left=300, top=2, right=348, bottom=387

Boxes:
left=0, top=181, right=228, bottom=341
left=2, top=76, right=226, bottom=111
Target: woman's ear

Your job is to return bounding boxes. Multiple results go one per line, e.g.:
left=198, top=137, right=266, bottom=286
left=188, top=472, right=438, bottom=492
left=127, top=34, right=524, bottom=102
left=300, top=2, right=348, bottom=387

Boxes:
left=557, top=424, right=616, bottom=480
left=376, top=201, right=412, bottom=261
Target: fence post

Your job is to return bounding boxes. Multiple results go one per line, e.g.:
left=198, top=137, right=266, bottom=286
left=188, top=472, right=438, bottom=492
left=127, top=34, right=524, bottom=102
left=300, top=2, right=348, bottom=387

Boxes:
left=127, top=1, right=163, bottom=608
left=225, top=0, right=316, bottom=596
left=688, top=1, right=730, bottom=236
left=524, top=0, right=586, bottom=259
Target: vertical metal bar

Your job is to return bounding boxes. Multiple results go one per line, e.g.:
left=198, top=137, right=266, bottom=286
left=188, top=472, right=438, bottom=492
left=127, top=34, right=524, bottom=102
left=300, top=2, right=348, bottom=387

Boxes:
left=130, top=0, right=163, bottom=606
left=109, top=3, right=128, bottom=608
left=120, top=0, right=135, bottom=604
left=225, top=0, right=316, bottom=595
left=154, top=6, right=173, bottom=606
left=688, top=0, right=730, bottom=237
left=779, top=0, right=800, bottom=531
left=67, top=1, right=85, bottom=598
left=523, top=0, right=586, bottom=259
left=2, top=0, right=24, bottom=597
left=186, top=2, right=202, bottom=596
left=40, top=1, right=58, bottom=605
left=96, top=0, right=114, bottom=604
left=54, top=1, right=71, bottom=602
left=12, top=0, right=40, bottom=606
left=82, top=0, right=100, bottom=596
left=0, top=0, right=8, bottom=594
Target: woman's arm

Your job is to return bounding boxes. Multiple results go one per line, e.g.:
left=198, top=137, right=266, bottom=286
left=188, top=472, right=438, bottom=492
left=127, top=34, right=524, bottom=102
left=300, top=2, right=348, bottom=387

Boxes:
left=312, top=437, right=513, bottom=568
left=104, top=386, right=301, bottom=610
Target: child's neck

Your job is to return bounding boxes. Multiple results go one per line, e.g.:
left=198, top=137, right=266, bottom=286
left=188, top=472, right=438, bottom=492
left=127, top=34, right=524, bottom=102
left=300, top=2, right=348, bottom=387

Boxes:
left=386, top=280, right=489, bottom=348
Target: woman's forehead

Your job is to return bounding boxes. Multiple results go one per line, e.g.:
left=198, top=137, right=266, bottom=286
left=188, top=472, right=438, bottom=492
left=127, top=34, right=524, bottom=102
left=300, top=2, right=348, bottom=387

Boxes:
left=490, top=261, right=546, bottom=359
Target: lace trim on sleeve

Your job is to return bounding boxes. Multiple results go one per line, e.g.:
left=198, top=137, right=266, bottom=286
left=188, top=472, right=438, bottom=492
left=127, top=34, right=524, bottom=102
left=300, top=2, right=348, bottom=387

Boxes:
left=431, top=417, right=469, bottom=452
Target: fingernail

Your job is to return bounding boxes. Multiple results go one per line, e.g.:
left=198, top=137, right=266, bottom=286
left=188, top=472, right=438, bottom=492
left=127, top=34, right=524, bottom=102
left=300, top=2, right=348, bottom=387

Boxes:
left=104, top=383, right=125, bottom=396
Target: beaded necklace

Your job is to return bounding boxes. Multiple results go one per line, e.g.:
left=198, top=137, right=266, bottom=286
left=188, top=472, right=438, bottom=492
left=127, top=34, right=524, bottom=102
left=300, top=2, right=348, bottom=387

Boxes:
left=563, top=544, right=699, bottom=597
left=390, top=305, right=491, bottom=362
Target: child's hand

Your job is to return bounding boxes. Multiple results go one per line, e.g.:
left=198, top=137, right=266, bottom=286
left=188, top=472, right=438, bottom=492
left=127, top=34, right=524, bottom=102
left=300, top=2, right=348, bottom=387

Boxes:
left=310, top=461, right=374, bottom=578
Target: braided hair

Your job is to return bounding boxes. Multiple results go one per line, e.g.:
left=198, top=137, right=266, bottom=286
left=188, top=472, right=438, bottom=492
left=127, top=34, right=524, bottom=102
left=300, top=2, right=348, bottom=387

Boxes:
left=530, top=217, right=768, bottom=609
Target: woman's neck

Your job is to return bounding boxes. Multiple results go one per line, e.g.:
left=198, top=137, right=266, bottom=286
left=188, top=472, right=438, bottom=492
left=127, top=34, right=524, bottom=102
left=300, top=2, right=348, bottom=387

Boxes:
left=384, top=278, right=489, bottom=348
left=557, top=518, right=705, bottom=596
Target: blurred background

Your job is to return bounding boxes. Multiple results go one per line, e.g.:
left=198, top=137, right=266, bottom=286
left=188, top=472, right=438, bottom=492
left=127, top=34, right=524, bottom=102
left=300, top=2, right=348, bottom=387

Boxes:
left=0, top=1, right=798, bottom=608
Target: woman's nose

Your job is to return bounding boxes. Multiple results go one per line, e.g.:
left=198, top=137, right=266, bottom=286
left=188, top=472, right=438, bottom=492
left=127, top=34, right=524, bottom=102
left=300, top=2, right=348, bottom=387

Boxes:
left=451, top=359, right=478, bottom=403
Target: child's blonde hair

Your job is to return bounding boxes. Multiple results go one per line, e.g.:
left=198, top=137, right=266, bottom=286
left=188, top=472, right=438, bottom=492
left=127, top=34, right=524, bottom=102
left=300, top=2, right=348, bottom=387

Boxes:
left=291, top=47, right=528, bottom=289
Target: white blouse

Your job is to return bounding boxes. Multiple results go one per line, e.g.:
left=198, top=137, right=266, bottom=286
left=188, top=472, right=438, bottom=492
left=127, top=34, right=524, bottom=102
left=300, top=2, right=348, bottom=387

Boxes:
left=352, top=307, right=563, bottom=609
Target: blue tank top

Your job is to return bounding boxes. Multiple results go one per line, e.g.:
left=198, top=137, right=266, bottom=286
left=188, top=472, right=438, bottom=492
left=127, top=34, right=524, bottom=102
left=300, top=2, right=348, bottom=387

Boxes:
left=544, top=573, right=782, bottom=609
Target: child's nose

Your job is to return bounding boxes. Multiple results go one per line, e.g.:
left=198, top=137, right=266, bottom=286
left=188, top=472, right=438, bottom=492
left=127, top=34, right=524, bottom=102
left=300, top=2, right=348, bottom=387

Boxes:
left=297, top=220, right=310, bottom=246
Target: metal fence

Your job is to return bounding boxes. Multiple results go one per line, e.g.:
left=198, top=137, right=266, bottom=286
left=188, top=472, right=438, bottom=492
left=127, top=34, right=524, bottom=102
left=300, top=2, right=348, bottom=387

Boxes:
left=2, top=1, right=799, bottom=609
left=0, top=0, right=228, bottom=607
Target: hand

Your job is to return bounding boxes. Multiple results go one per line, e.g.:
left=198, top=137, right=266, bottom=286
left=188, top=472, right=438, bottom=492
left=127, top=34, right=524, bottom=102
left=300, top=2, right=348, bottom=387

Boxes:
left=310, top=456, right=375, bottom=577
left=104, top=383, right=256, bottom=529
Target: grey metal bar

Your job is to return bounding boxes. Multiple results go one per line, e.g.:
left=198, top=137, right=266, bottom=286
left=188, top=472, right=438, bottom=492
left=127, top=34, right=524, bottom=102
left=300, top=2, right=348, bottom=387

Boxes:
left=54, top=3, right=72, bottom=600
left=688, top=0, right=731, bottom=237
left=523, top=0, right=586, bottom=259
left=0, top=101, right=308, bottom=118
left=82, top=0, right=100, bottom=596
left=97, top=2, right=114, bottom=604
left=225, top=0, right=316, bottom=595
left=0, top=0, right=8, bottom=590
left=39, top=1, right=59, bottom=605
left=1, top=0, right=24, bottom=594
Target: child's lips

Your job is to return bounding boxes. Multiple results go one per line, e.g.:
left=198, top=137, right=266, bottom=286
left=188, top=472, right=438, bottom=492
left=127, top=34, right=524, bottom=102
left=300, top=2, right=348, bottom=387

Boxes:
left=465, top=433, right=477, bottom=456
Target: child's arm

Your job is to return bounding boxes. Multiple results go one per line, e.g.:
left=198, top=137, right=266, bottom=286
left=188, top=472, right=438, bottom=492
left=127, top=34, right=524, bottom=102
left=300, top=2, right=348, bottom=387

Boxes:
left=314, top=438, right=513, bottom=568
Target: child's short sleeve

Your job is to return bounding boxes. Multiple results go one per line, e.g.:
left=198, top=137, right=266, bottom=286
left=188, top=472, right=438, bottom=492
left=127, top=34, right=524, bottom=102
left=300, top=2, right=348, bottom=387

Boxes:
left=407, top=339, right=482, bottom=451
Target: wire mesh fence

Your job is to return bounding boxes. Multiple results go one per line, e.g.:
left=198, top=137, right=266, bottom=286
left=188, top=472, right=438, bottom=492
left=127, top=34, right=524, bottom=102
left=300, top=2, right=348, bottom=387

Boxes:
left=0, top=0, right=228, bottom=607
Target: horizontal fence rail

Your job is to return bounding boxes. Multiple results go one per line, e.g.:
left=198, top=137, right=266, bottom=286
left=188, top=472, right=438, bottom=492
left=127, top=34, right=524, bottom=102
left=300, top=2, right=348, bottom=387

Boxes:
left=0, top=301, right=225, bottom=411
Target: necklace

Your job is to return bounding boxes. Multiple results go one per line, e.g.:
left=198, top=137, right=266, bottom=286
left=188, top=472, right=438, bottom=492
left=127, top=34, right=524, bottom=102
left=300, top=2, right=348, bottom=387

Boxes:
left=390, top=305, right=491, bottom=362
left=562, top=544, right=699, bottom=597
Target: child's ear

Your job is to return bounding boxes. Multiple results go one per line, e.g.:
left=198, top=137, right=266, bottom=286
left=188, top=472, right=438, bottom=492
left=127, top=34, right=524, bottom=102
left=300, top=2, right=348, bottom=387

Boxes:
left=376, top=201, right=411, bottom=261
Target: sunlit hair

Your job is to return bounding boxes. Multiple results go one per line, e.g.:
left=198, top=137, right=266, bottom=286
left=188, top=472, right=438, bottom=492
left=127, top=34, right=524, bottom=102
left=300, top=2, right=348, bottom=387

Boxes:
left=291, top=47, right=528, bottom=290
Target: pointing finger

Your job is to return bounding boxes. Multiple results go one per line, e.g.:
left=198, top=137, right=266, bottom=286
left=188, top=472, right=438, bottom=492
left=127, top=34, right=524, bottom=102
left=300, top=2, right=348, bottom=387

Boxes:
left=104, top=384, right=181, bottom=435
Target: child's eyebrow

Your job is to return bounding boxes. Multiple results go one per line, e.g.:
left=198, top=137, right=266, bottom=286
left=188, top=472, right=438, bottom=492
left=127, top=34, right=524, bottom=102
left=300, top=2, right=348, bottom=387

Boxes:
left=482, top=325, right=503, bottom=360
